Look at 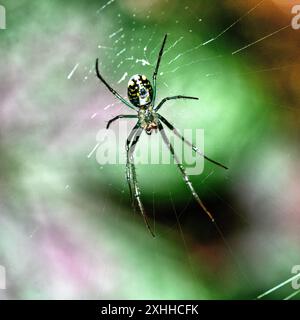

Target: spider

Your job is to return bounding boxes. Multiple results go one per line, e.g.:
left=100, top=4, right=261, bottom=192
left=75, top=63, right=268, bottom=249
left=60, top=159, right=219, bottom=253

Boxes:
left=95, top=34, right=228, bottom=237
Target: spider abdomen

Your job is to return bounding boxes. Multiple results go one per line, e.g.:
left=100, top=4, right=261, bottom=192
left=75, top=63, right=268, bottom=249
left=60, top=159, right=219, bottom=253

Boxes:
left=127, top=74, right=153, bottom=107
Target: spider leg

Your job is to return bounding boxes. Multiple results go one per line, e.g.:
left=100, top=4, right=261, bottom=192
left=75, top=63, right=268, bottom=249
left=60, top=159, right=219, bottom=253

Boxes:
left=158, top=121, right=215, bottom=222
left=125, top=123, right=140, bottom=207
left=107, top=115, right=137, bottom=129
left=158, top=114, right=228, bottom=170
left=95, top=59, right=137, bottom=111
left=152, top=34, right=168, bottom=106
left=126, top=126, right=155, bottom=237
left=154, top=95, right=199, bottom=112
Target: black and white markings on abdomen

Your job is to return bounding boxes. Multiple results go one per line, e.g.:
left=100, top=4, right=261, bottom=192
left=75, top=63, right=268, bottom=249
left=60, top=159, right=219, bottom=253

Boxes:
left=127, top=74, right=153, bottom=107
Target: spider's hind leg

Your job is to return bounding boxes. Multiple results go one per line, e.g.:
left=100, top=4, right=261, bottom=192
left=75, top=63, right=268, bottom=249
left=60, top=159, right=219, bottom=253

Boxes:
left=107, top=115, right=137, bottom=129
left=152, top=34, right=168, bottom=106
left=95, top=58, right=137, bottom=111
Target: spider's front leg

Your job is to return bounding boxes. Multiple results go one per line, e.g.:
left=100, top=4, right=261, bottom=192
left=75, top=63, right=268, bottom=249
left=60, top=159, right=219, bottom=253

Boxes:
left=158, top=121, right=215, bottom=222
left=126, top=125, right=155, bottom=237
left=157, top=114, right=228, bottom=170
left=125, top=123, right=140, bottom=208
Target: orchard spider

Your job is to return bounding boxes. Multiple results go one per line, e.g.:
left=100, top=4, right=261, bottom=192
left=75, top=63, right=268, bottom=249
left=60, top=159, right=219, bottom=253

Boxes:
left=95, top=34, right=228, bottom=237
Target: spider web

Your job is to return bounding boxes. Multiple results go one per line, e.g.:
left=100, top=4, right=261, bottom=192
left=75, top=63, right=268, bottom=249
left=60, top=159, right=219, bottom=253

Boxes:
left=66, top=0, right=299, bottom=299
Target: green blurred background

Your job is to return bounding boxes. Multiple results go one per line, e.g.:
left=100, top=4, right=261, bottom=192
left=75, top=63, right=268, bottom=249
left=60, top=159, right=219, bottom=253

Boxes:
left=0, top=0, right=300, bottom=299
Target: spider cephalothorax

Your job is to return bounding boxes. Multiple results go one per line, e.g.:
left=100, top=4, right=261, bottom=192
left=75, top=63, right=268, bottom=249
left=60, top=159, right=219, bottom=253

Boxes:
left=127, top=74, right=153, bottom=107
left=138, top=106, right=158, bottom=135
left=95, top=34, right=228, bottom=237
